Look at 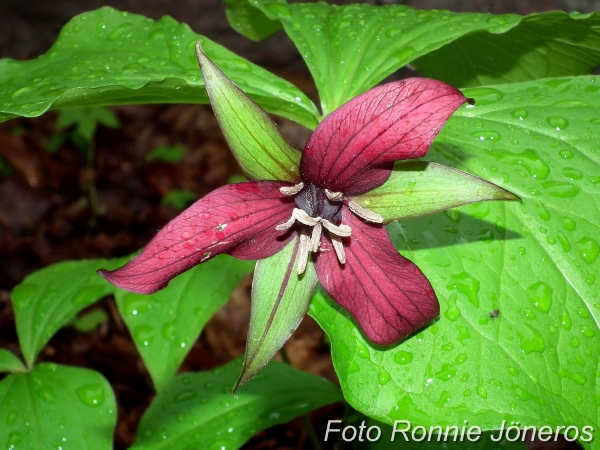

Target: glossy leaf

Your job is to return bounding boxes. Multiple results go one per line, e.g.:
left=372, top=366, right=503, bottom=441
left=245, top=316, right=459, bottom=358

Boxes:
left=197, top=42, right=301, bottom=182
left=11, top=257, right=128, bottom=367
left=415, top=11, right=600, bottom=88
left=238, top=237, right=318, bottom=387
left=352, top=162, right=519, bottom=223
left=114, top=255, right=253, bottom=391
left=99, top=182, right=294, bottom=294
left=301, top=79, right=467, bottom=195
left=0, top=350, right=26, bottom=373
left=0, top=363, right=116, bottom=450
left=131, top=358, right=342, bottom=450
left=310, top=77, right=600, bottom=449
left=315, top=210, right=438, bottom=346
left=0, top=7, right=319, bottom=129
left=249, top=0, right=521, bottom=114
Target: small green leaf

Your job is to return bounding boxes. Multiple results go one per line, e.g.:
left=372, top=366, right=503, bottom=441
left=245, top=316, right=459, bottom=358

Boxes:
left=0, top=7, right=319, bottom=128
left=196, top=41, right=301, bottom=182
left=146, top=145, right=186, bottom=163
left=131, top=358, right=342, bottom=450
left=115, top=255, right=253, bottom=391
left=415, top=11, right=600, bottom=88
left=11, top=257, right=128, bottom=367
left=72, top=309, right=110, bottom=333
left=0, top=364, right=116, bottom=450
left=353, top=162, right=519, bottom=223
left=224, top=0, right=283, bottom=41
left=237, top=237, right=318, bottom=388
left=0, top=350, right=26, bottom=373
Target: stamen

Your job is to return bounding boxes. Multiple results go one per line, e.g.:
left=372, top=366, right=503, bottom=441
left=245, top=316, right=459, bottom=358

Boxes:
left=275, top=214, right=296, bottom=231
left=279, top=182, right=304, bottom=196
left=329, top=233, right=346, bottom=264
left=324, top=189, right=343, bottom=201
left=322, top=219, right=352, bottom=237
left=310, top=222, right=322, bottom=253
left=297, top=229, right=311, bottom=274
left=348, top=200, right=384, bottom=223
left=294, top=208, right=321, bottom=226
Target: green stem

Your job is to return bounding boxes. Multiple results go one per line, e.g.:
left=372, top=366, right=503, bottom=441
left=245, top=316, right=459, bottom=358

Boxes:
left=279, top=347, right=323, bottom=450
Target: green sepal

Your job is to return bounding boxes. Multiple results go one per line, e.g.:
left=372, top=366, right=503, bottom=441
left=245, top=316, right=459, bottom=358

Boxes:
left=236, top=236, right=318, bottom=389
left=0, top=350, right=26, bottom=374
left=352, top=162, right=520, bottom=223
left=195, top=41, right=301, bottom=182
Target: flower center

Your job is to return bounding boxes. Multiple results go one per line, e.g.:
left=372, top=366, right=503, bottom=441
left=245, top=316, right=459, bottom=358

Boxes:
left=277, top=182, right=383, bottom=274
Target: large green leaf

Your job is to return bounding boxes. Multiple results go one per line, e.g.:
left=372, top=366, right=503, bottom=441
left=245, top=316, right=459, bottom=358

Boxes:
left=0, top=7, right=319, bottom=128
left=250, top=0, right=517, bottom=114
left=11, top=257, right=128, bottom=368
left=130, top=358, right=342, bottom=449
left=0, top=363, right=116, bottom=450
left=115, top=255, right=253, bottom=392
left=310, top=77, right=600, bottom=450
left=415, top=11, right=600, bottom=88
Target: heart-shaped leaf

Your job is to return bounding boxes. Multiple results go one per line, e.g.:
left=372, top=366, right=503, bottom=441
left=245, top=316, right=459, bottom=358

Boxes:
left=0, top=7, right=318, bottom=128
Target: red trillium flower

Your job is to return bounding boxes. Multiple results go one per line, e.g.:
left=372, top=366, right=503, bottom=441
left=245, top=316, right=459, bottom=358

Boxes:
left=99, top=42, right=517, bottom=385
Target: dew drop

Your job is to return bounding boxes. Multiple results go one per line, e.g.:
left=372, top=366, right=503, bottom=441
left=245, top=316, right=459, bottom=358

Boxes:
left=541, top=181, right=580, bottom=198
left=546, top=116, right=569, bottom=130
left=527, top=282, right=553, bottom=313
left=476, top=385, right=488, bottom=399
left=562, top=167, right=583, bottom=180
left=378, top=367, right=392, bottom=385
left=471, top=130, right=501, bottom=141
left=75, top=383, right=105, bottom=407
left=393, top=350, right=413, bottom=365
left=518, top=323, right=545, bottom=354
left=108, top=23, right=133, bottom=40
left=466, top=87, right=504, bottom=105
left=174, top=390, right=196, bottom=403
left=446, top=273, right=480, bottom=307
left=133, top=324, right=155, bottom=346
left=355, top=342, right=371, bottom=359
left=434, top=363, right=456, bottom=382
left=511, top=109, right=528, bottom=120
left=577, top=237, right=600, bottom=264
left=559, top=149, right=574, bottom=159
left=36, top=385, right=57, bottom=403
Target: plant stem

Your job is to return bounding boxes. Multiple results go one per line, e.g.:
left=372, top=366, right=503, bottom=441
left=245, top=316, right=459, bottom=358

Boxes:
left=279, top=347, right=323, bottom=450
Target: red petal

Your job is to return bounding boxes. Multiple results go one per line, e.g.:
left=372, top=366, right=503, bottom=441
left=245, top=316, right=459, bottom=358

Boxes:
left=315, top=208, right=439, bottom=345
left=99, top=181, right=294, bottom=294
left=301, top=79, right=467, bottom=195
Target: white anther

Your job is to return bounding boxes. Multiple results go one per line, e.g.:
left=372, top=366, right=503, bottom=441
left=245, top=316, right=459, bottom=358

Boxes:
left=279, top=182, right=304, bottom=196
left=275, top=215, right=296, bottom=231
left=322, top=219, right=352, bottom=237
left=348, top=200, right=384, bottom=223
left=310, top=222, right=322, bottom=253
left=324, top=189, right=343, bottom=201
left=329, top=233, right=346, bottom=264
left=294, top=208, right=321, bottom=226
left=297, top=229, right=311, bottom=274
